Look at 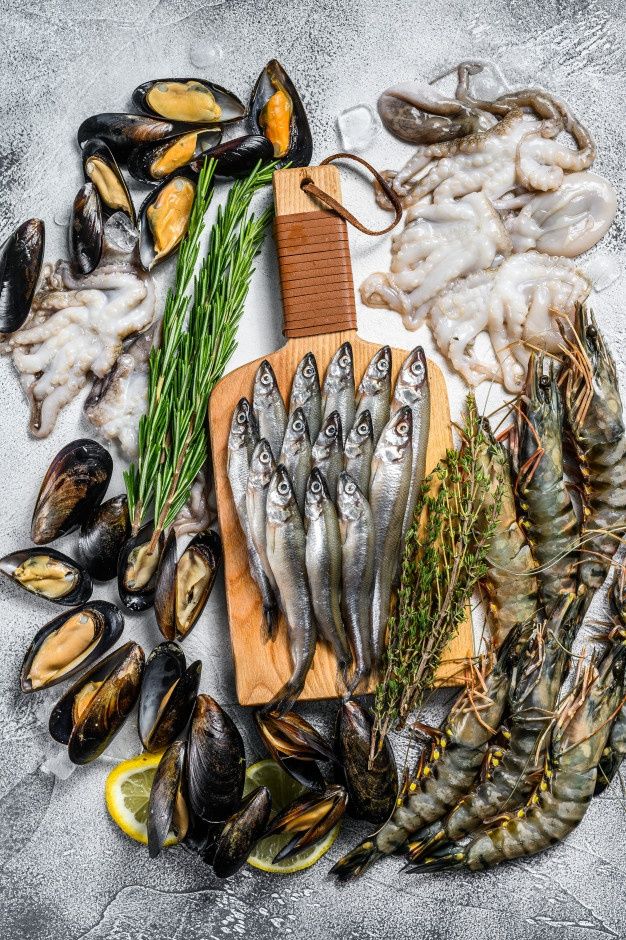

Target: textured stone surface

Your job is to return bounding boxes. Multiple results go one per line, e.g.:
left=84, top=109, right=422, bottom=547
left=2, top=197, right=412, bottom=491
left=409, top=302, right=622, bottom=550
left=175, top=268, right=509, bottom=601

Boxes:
left=1, top=1, right=625, bottom=938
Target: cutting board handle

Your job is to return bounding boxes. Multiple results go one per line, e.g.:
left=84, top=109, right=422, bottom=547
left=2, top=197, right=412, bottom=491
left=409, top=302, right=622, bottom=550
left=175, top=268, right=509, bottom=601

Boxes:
left=273, top=165, right=358, bottom=340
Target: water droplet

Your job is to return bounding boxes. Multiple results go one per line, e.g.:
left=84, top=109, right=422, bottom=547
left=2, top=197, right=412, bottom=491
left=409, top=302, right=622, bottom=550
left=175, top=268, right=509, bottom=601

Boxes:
left=336, top=104, right=380, bottom=152
left=53, top=212, right=70, bottom=227
left=189, top=40, right=224, bottom=70
left=587, top=252, right=622, bottom=292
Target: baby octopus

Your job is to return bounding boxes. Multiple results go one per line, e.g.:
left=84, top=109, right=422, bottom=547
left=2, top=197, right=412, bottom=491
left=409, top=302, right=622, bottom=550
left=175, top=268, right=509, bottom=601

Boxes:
left=3, top=214, right=155, bottom=438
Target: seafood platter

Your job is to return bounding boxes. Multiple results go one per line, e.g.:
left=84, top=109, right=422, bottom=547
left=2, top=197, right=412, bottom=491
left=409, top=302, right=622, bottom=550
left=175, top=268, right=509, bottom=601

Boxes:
left=2, top=54, right=626, bottom=883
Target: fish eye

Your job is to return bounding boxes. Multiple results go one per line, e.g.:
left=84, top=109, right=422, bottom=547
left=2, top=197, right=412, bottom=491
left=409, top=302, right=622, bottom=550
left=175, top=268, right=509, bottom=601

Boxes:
left=261, top=372, right=272, bottom=386
left=339, top=355, right=350, bottom=368
left=358, top=421, right=368, bottom=435
left=293, top=419, right=304, bottom=432
left=326, top=425, right=337, bottom=438
left=311, top=480, right=322, bottom=493
left=236, top=412, right=246, bottom=424
left=377, top=359, right=389, bottom=373
left=278, top=480, right=290, bottom=495
left=303, top=365, right=314, bottom=378
left=345, top=481, right=356, bottom=495
left=411, top=362, right=424, bottom=376
left=398, top=421, right=409, bottom=435
left=260, top=451, right=270, bottom=464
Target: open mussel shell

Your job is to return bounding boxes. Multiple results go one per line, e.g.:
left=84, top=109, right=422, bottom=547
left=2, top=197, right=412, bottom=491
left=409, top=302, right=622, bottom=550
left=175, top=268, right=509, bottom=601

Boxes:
left=249, top=59, right=312, bottom=168
left=154, top=529, right=223, bottom=641
left=31, top=438, right=113, bottom=545
left=20, top=600, right=123, bottom=693
left=78, top=494, right=130, bottom=582
left=49, top=641, right=144, bottom=764
left=127, top=127, right=221, bottom=183
left=77, top=113, right=206, bottom=160
left=0, top=218, right=45, bottom=334
left=0, top=547, right=93, bottom=606
left=82, top=139, right=136, bottom=225
left=335, top=700, right=397, bottom=824
left=117, top=523, right=164, bottom=612
left=263, top=784, right=348, bottom=863
left=255, top=710, right=334, bottom=791
left=133, top=78, right=246, bottom=126
left=189, top=135, right=274, bottom=180
left=69, top=182, right=103, bottom=275
left=211, top=787, right=272, bottom=878
left=147, top=739, right=189, bottom=857
left=186, top=694, right=246, bottom=823
left=138, top=170, right=197, bottom=269
left=138, top=642, right=201, bottom=751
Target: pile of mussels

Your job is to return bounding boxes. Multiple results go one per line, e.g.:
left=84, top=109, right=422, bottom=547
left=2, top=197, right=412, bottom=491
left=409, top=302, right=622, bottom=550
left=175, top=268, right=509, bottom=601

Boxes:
left=0, top=59, right=312, bottom=333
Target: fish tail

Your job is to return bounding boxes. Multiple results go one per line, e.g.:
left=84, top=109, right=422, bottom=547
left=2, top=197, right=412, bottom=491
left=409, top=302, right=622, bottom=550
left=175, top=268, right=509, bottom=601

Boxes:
left=262, top=603, right=280, bottom=643
left=261, top=678, right=303, bottom=717
left=343, top=661, right=371, bottom=699
left=330, top=838, right=382, bottom=881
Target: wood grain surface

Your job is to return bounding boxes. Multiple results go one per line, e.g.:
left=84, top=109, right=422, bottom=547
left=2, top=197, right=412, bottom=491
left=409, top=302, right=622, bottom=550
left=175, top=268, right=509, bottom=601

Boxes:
left=209, top=166, right=473, bottom=707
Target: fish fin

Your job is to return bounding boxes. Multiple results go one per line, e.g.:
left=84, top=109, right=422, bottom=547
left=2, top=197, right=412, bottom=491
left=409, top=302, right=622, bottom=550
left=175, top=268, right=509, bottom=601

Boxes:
left=329, top=838, right=382, bottom=881
left=343, top=662, right=370, bottom=699
left=261, top=679, right=303, bottom=717
left=403, top=840, right=467, bottom=873
left=262, top=604, right=280, bottom=643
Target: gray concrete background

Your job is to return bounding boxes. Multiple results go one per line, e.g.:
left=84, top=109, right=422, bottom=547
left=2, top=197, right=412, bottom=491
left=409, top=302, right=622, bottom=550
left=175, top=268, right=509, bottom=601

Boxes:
left=1, top=1, right=626, bottom=938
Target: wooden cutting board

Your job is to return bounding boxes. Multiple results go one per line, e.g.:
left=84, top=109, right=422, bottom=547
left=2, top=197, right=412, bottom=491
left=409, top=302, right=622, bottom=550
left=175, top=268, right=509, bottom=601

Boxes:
left=209, top=165, right=473, bottom=706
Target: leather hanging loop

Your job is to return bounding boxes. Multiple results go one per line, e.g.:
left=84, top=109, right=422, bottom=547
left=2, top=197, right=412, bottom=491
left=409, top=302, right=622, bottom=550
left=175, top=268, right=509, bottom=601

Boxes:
left=299, top=152, right=403, bottom=235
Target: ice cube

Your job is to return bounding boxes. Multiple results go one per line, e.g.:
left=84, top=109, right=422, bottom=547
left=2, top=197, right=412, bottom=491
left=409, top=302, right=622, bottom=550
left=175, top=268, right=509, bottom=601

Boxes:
left=41, top=744, right=77, bottom=781
left=189, top=40, right=224, bottom=69
left=467, top=60, right=509, bottom=101
left=337, top=104, right=380, bottom=152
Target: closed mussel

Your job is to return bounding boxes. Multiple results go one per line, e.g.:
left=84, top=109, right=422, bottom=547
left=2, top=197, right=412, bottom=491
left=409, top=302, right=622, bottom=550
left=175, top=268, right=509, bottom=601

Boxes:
left=77, top=113, right=204, bottom=160
left=154, top=529, right=222, bottom=641
left=188, top=135, right=274, bottom=180
left=0, top=218, right=45, bottom=334
left=31, top=439, right=113, bottom=545
left=138, top=171, right=197, bottom=268
left=147, top=739, right=189, bottom=857
left=249, top=59, right=312, bottom=168
left=20, top=600, right=123, bottom=693
left=0, top=547, right=93, bottom=605
left=133, top=78, right=246, bottom=125
left=69, top=182, right=103, bottom=275
left=49, top=641, right=144, bottom=764
left=138, top=642, right=201, bottom=751
left=335, top=700, right=397, bottom=824
left=117, top=523, right=164, bottom=612
left=212, top=787, right=272, bottom=878
left=186, top=694, right=246, bottom=822
left=78, top=494, right=130, bottom=581
left=255, top=710, right=335, bottom=791
left=127, top=127, right=221, bottom=183
left=82, top=139, right=136, bottom=225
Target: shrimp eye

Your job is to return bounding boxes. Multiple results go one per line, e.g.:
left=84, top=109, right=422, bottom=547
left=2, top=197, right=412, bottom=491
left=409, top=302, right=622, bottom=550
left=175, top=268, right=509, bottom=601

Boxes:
left=587, top=325, right=598, bottom=339
left=293, top=419, right=304, bottom=432
left=278, top=480, right=290, bottom=495
left=345, top=481, right=356, bottom=495
left=397, top=421, right=409, bottom=435
left=311, top=480, right=322, bottom=494
left=539, top=375, right=550, bottom=389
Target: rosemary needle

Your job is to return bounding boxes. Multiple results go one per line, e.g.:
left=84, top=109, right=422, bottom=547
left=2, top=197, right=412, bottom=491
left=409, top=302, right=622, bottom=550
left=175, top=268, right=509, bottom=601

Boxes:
left=125, top=158, right=275, bottom=543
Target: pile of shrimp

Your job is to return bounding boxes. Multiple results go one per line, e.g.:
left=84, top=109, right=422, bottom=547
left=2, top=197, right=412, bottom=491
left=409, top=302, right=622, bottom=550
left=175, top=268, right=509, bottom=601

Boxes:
left=332, top=304, right=626, bottom=879
left=363, top=63, right=617, bottom=392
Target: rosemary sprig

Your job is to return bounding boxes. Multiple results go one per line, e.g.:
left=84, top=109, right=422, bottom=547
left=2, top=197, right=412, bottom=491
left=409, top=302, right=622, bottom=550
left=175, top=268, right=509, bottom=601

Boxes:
left=372, top=395, right=502, bottom=750
left=125, top=159, right=274, bottom=543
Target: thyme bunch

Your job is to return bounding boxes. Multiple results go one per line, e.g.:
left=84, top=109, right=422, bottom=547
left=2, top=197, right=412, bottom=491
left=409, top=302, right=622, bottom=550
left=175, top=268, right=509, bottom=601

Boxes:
left=125, top=158, right=274, bottom=545
left=373, top=396, right=502, bottom=749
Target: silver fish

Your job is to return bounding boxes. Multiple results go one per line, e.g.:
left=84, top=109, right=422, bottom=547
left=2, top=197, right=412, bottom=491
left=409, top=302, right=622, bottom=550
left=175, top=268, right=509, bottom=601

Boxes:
left=289, top=352, right=322, bottom=443
left=246, top=438, right=278, bottom=596
left=279, top=407, right=311, bottom=515
left=322, top=342, right=355, bottom=443
left=253, top=359, right=287, bottom=461
left=337, top=472, right=374, bottom=694
left=369, top=406, right=413, bottom=666
left=265, top=466, right=317, bottom=714
left=227, top=398, right=278, bottom=638
left=344, top=409, right=374, bottom=497
left=311, top=411, right=343, bottom=500
left=391, top=347, right=430, bottom=539
left=305, top=468, right=352, bottom=681
left=354, top=346, right=391, bottom=445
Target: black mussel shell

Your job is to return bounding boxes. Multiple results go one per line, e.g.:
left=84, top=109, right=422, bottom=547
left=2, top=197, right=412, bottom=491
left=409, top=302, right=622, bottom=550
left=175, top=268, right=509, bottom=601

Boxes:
left=212, top=787, right=272, bottom=878
left=48, top=641, right=144, bottom=764
left=78, top=494, right=130, bottom=582
left=20, top=600, right=123, bottom=693
left=0, top=547, right=93, bottom=606
left=147, top=739, right=189, bottom=857
left=117, top=523, right=165, bottom=612
left=82, top=139, right=136, bottom=225
left=249, top=59, right=312, bottom=169
left=154, top=529, right=222, bottom=641
left=69, top=182, right=103, bottom=275
left=138, top=641, right=201, bottom=751
left=138, top=170, right=198, bottom=269
left=186, top=694, right=246, bottom=823
left=190, top=135, right=274, bottom=180
left=127, top=127, right=222, bottom=183
left=254, top=710, right=334, bottom=791
left=133, top=78, right=246, bottom=126
left=335, top=700, right=397, bottom=824
left=0, top=219, right=45, bottom=334
left=184, top=811, right=223, bottom=857
left=263, top=784, right=348, bottom=862
left=77, top=113, right=206, bottom=160
left=31, top=438, right=113, bottom=545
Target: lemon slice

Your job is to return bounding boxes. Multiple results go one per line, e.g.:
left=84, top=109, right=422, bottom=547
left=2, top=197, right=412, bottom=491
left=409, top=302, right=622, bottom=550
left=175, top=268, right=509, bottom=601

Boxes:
left=244, top=759, right=340, bottom=874
left=105, top=751, right=178, bottom=847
